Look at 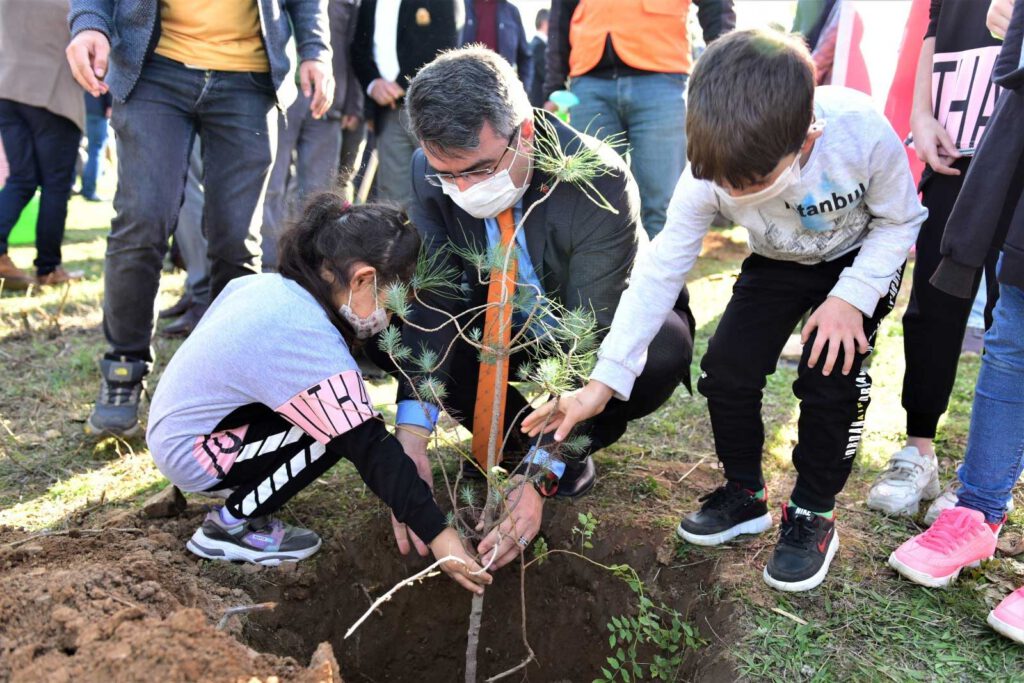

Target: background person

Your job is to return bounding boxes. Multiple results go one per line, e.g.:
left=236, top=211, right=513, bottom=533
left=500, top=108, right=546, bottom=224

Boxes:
left=543, top=0, right=735, bottom=238
left=0, top=0, right=85, bottom=290
left=66, top=0, right=334, bottom=438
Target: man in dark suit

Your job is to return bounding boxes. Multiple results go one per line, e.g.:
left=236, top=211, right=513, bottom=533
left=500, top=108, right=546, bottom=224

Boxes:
left=459, top=0, right=532, bottom=91
left=377, top=46, right=694, bottom=569
left=528, top=8, right=548, bottom=107
left=350, top=0, right=462, bottom=206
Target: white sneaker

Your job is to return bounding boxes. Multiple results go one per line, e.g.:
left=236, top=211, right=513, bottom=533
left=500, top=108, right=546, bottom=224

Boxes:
left=924, top=475, right=1015, bottom=527
left=867, top=447, right=940, bottom=516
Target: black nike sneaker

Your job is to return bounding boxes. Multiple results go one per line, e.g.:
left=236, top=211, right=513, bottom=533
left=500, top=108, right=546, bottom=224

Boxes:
left=676, top=481, right=773, bottom=546
left=763, top=504, right=839, bottom=592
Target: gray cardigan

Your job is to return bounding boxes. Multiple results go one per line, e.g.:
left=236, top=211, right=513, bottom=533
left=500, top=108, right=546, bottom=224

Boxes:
left=68, top=0, right=331, bottom=108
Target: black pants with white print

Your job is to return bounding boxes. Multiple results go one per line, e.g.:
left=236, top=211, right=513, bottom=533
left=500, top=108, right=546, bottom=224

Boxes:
left=697, top=250, right=903, bottom=513
left=199, top=404, right=342, bottom=519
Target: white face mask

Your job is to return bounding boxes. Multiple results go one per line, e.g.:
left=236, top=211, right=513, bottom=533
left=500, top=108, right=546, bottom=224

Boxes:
left=712, top=155, right=802, bottom=209
left=440, top=140, right=531, bottom=219
left=339, top=275, right=389, bottom=339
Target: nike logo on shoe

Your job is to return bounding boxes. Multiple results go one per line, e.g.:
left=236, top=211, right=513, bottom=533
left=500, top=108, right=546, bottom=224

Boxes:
left=817, top=527, right=835, bottom=554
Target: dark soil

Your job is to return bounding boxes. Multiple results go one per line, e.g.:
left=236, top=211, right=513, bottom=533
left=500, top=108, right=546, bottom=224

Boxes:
left=245, top=506, right=736, bottom=682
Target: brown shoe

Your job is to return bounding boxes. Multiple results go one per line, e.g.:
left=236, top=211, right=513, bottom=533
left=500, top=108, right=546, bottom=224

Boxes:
left=160, top=303, right=207, bottom=338
left=0, top=253, right=33, bottom=291
left=36, top=266, right=84, bottom=286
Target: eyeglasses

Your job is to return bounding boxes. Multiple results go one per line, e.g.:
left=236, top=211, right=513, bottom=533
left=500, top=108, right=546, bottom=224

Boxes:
left=424, top=127, right=521, bottom=188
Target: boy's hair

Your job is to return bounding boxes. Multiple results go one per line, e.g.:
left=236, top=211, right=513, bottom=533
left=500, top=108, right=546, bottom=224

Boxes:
left=277, top=194, right=420, bottom=344
left=535, top=8, right=549, bottom=29
left=687, top=29, right=815, bottom=189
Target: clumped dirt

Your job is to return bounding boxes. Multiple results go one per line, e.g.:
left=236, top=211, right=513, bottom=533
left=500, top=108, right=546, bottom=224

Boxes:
left=246, top=508, right=735, bottom=682
left=0, top=501, right=735, bottom=682
left=0, top=509, right=338, bottom=683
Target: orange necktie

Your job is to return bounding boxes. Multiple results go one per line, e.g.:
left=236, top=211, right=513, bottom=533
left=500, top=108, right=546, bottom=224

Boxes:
left=471, top=208, right=519, bottom=471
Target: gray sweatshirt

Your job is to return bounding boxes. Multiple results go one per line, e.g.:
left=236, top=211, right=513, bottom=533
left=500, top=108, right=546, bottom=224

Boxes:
left=592, top=86, right=927, bottom=400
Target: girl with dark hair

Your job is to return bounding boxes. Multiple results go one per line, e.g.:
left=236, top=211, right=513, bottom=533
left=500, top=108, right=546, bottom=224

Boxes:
left=146, top=194, right=490, bottom=593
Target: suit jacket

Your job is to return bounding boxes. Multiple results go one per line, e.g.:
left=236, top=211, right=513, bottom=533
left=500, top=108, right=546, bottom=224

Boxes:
left=400, top=112, right=691, bottom=398
left=528, top=36, right=547, bottom=107
left=350, top=0, right=462, bottom=92
left=1, top=0, right=84, bottom=131
left=459, top=0, right=532, bottom=91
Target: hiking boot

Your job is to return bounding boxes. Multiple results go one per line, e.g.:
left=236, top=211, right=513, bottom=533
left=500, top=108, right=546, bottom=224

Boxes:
left=186, top=507, right=322, bottom=566
left=159, top=292, right=193, bottom=319
left=36, top=266, right=83, bottom=286
left=888, top=507, right=998, bottom=588
left=85, top=356, right=149, bottom=437
left=160, top=303, right=206, bottom=338
left=989, top=587, right=1024, bottom=645
left=0, top=253, right=33, bottom=291
left=677, top=482, right=772, bottom=546
left=866, top=447, right=940, bottom=516
left=763, top=505, right=839, bottom=592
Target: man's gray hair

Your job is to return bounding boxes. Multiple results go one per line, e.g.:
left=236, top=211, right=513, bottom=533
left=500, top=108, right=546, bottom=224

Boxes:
left=406, top=46, right=533, bottom=155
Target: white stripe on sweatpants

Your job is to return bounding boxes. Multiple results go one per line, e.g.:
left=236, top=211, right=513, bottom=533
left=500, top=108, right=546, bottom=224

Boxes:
left=238, top=441, right=328, bottom=516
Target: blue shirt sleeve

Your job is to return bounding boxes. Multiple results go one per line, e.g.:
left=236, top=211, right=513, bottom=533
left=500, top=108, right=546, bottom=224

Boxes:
left=396, top=400, right=440, bottom=432
left=524, top=447, right=567, bottom=479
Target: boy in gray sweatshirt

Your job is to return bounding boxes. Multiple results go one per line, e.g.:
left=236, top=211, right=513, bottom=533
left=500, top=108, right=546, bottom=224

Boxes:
left=522, top=29, right=926, bottom=592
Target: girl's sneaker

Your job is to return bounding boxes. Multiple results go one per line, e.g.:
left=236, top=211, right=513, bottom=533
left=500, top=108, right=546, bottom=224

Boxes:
left=888, top=507, right=997, bottom=588
left=988, top=587, right=1024, bottom=645
left=676, top=482, right=772, bottom=546
left=186, top=507, right=321, bottom=566
left=867, top=447, right=940, bottom=516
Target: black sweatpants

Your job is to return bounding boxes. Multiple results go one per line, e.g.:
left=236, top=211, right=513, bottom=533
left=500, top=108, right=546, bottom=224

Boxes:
left=201, top=403, right=447, bottom=539
left=369, top=307, right=694, bottom=464
left=697, top=251, right=903, bottom=512
left=902, top=160, right=1002, bottom=439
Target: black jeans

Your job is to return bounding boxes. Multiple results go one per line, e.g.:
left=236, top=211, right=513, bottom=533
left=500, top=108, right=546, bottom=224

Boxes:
left=902, top=161, right=1002, bottom=439
left=369, top=307, right=694, bottom=462
left=0, top=99, right=80, bottom=275
left=104, top=54, right=276, bottom=361
left=697, top=252, right=903, bottom=512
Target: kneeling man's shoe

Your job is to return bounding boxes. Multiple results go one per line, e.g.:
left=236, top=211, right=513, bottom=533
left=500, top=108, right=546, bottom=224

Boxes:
left=555, top=455, right=597, bottom=498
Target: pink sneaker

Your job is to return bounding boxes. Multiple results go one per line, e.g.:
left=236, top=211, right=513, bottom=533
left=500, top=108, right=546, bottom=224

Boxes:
left=988, top=587, right=1024, bottom=645
left=888, top=507, right=997, bottom=588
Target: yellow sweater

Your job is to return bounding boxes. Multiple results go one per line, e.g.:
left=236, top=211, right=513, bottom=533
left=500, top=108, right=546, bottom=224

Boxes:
left=155, top=0, right=269, bottom=72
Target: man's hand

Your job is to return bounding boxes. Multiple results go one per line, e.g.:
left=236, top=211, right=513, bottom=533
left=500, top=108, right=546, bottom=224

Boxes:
left=910, top=112, right=961, bottom=175
left=66, top=30, right=110, bottom=97
left=988, top=0, right=1015, bottom=39
left=521, top=381, right=615, bottom=442
left=477, top=477, right=544, bottom=570
left=342, top=114, right=361, bottom=131
left=801, top=296, right=869, bottom=377
left=300, top=60, right=335, bottom=119
left=392, top=424, right=433, bottom=556
left=369, top=78, right=405, bottom=108
left=429, top=527, right=492, bottom=594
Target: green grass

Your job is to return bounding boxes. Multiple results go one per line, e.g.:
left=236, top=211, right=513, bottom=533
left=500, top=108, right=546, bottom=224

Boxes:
left=1, top=200, right=1022, bottom=679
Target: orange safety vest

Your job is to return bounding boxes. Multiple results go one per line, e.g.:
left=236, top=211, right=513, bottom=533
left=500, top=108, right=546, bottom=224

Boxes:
left=568, top=0, right=693, bottom=77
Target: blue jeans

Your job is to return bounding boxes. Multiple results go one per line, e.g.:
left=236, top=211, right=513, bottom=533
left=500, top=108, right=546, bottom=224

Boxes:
left=957, top=277, right=1024, bottom=523
left=80, top=112, right=110, bottom=198
left=105, top=54, right=276, bottom=360
left=569, top=73, right=688, bottom=238
left=0, top=99, right=80, bottom=274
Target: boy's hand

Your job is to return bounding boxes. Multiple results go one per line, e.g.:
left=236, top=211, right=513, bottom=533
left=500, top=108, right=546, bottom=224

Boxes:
left=910, top=112, right=961, bottom=175
left=477, top=477, right=544, bottom=570
left=392, top=425, right=433, bottom=557
left=801, top=297, right=869, bottom=377
left=66, top=30, right=110, bottom=97
left=429, top=527, right=492, bottom=595
left=521, top=381, right=614, bottom=442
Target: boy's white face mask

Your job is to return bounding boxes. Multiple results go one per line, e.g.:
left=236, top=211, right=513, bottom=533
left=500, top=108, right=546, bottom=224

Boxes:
left=712, top=155, right=802, bottom=209
left=440, top=137, right=531, bottom=219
